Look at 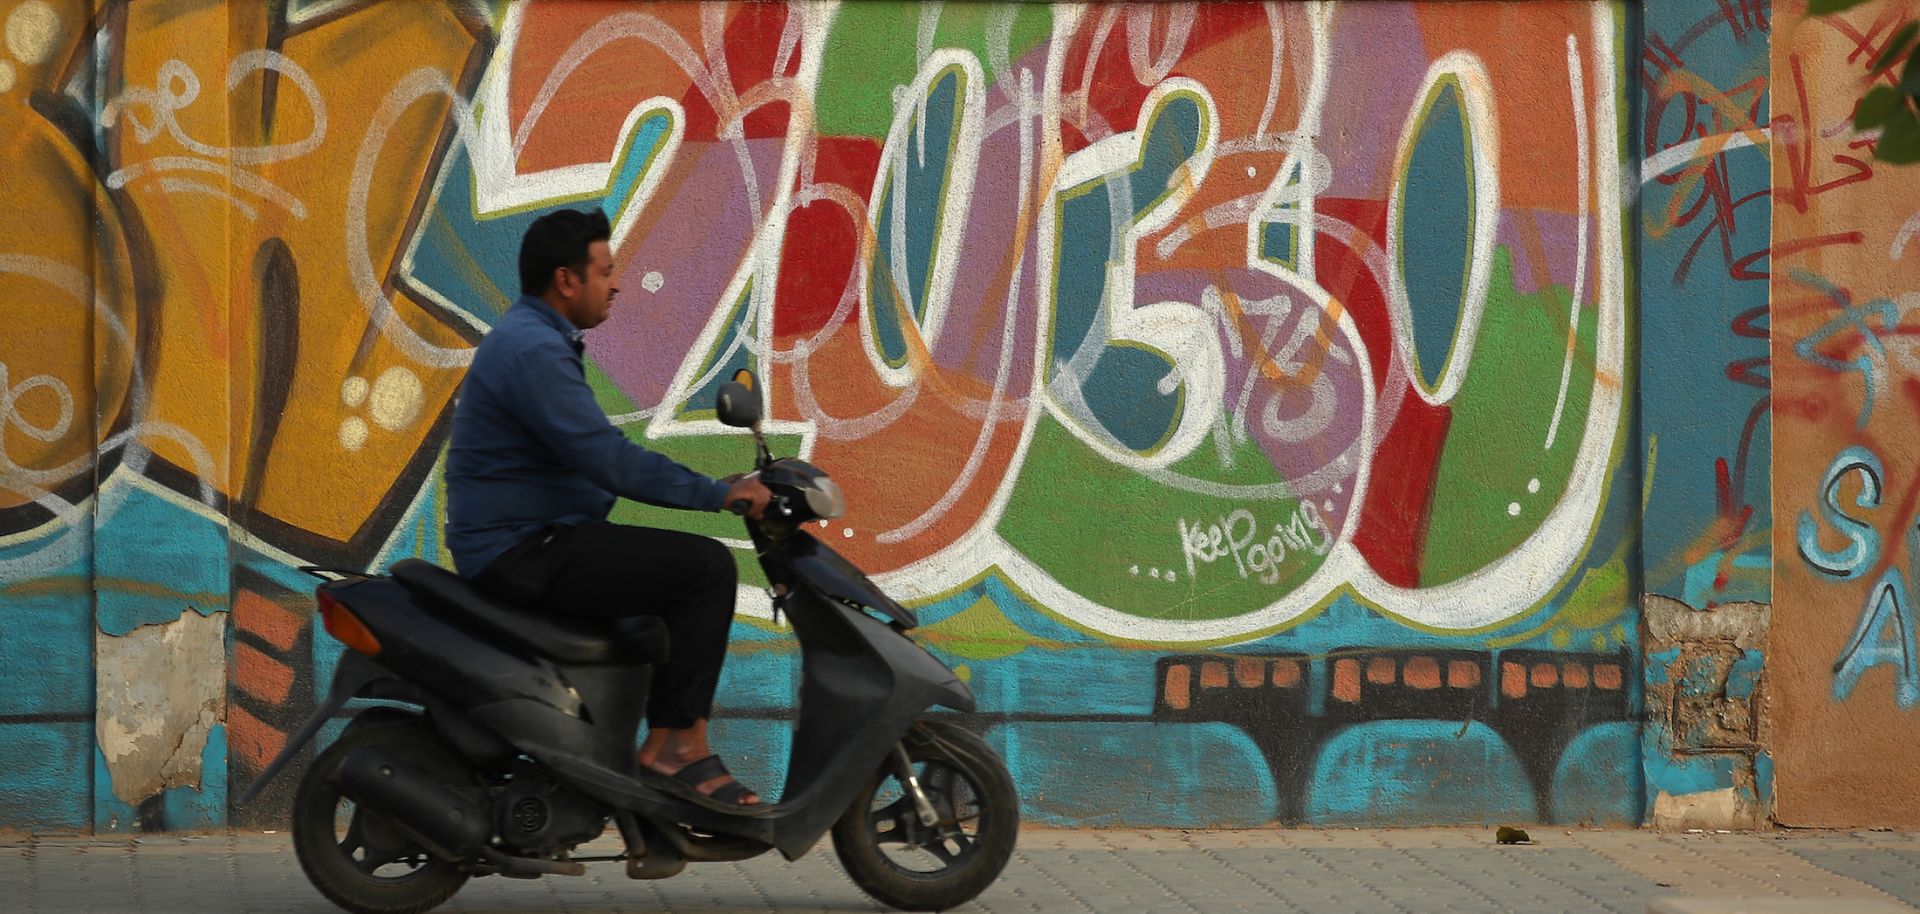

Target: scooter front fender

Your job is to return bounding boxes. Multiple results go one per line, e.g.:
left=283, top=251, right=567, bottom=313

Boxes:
left=860, top=610, right=975, bottom=713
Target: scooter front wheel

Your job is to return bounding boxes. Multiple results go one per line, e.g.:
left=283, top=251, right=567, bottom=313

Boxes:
left=830, top=719, right=1018, bottom=911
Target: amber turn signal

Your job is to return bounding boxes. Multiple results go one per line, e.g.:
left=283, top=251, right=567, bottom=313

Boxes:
left=317, top=589, right=381, bottom=657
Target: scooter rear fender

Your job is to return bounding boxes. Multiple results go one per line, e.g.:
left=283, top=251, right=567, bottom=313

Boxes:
left=234, top=650, right=418, bottom=806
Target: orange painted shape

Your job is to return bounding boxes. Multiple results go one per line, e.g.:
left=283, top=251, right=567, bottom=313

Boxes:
left=1199, top=661, right=1229, bottom=689
left=1332, top=659, right=1361, bottom=703
left=1531, top=663, right=1561, bottom=689
left=1409, top=2, right=1591, bottom=210
left=1448, top=660, right=1482, bottom=689
left=1234, top=656, right=1265, bottom=688
left=1403, top=656, right=1442, bottom=690
left=1164, top=665, right=1191, bottom=711
left=772, top=329, right=1030, bottom=573
left=234, top=589, right=306, bottom=652
left=1271, top=660, right=1302, bottom=689
left=1563, top=662, right=1591, bottom=689
left=111, top=0, right=235, bottom=487
left=1501, top=661, right=1528, bottom=699
left=233, top=642, right=294, bottom=706
left=1594, top=664, right=1623, bottom=690
left=1366, top=656, right=1398, bottom=685
left=227, top=703, right=283, bottom=773
left=508, top=1, right=712, bottom=172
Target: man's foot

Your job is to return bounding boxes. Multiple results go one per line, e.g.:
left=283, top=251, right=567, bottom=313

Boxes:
left=639, top=752, right=761, bottom=807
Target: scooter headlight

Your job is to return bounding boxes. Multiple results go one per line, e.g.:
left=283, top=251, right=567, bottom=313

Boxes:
left=804, top=475, right=846, bottom=519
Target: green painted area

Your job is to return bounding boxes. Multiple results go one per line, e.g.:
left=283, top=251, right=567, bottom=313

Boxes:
left=999, top=416, right=1332, bottom=622
left=916, top=595, right=1038, bottom=660
left=674, top=282, right=758, bottom=423
left=1558, top=555, right=1630, bottom=631
left=580, top=359, right=799, bottom=587
left=1419, top=247, right=1603, bottom=585
left=604, top=425, right=809, bottom=589
left=584, top=359, right=640, bottom=416
left=816, top=4, right=1053, bottom=139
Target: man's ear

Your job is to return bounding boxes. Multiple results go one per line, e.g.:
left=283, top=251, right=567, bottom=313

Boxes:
left=551, top=266, right=578, bottom=299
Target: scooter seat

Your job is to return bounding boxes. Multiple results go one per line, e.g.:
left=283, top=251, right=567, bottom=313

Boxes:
left=388, top=559, right=667, bottom=665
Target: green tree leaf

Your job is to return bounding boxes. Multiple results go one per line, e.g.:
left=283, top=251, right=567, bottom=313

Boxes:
left=1857, top=86, right=1906, bottom=130
left=1811, top=0, right=1876, bottom=13
left=1878, top=109, right=1920, bottom=165
left=1872, top=22, right=1919, bottom=75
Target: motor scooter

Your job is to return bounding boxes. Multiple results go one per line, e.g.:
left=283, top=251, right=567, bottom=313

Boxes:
left=238, top=370, right=1017, bottom=913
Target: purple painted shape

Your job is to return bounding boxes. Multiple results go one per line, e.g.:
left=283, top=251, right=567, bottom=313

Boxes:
left=1316, top=7, right=1430, bottom=200
left=589, top=138, right=789, bottom=408
left=914, top=47, right=1058, bottom=391
left=1131, top=267, right=1365, bottom=507
left=1497, top=209, right=1591, bottom=299
left=927, top=84, right=1044, bottom=394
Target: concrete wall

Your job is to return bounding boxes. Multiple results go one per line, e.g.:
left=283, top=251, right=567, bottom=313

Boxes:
left=1638, top=0, right=1774, bottom=830
left=0, top=0, right=1821, bottom=833
left=1771, top=0, right=1920, bottom=828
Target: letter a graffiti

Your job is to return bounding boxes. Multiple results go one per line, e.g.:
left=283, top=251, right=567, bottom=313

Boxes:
left=1832, top=564, right=1920, bottom=709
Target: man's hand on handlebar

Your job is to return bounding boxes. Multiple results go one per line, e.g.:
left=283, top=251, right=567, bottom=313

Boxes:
left=724, top=473, right=775, bottom=520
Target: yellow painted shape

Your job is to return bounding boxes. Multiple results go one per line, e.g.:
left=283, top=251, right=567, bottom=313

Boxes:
left=0, top=0, right=135, bottom=516
left=109, top=2, right=482, bottom=546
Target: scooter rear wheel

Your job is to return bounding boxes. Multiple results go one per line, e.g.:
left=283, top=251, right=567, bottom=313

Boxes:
left=830, top=720, right=1018, bottom=911
left=291, top=717, right=471, bottom=914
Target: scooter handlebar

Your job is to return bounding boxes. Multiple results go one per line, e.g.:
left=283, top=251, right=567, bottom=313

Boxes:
left=728, top=494, right=794, bottom=518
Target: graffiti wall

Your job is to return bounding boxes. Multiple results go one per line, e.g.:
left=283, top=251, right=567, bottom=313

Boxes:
left=1637, top=0, right=1774, bottom=829
left=1772, top=0, right=1920, bottom=827
left=0, top=0, right=1663, bottom=831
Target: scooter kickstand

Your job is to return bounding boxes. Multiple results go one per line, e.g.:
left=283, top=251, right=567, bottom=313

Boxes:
left=893, top=744, right=941, bottom=827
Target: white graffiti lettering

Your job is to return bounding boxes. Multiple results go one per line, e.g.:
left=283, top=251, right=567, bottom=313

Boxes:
left=1178, top=503, right=1330, bottom=585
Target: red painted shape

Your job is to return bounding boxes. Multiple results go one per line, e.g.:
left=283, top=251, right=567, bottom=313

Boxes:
left=233, top=589, right=304, bottom=652
left=1714, top=456, right=1733, bottom=519
left=1355, top=387, right=1452, bottom=587
left=1312, top=198, right=1395, bottom=398
left=678, top=4, right=793, bottom=142
left=773, top=136, right=881, bottom=337
left=227, top=703, right=282, bottom=773
left=234, top=641, right=294, bottom=705
left=1306, top=196, right=1450, bottom=587
left=1062, top=5, right=1272, bottom=140
left=1059, top=119, right=1091, bottom=156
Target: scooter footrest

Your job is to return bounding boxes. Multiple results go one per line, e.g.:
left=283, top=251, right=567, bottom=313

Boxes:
left=626, top=855, right=687, bottom=879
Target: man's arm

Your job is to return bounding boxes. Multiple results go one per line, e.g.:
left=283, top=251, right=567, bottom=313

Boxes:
left=503, top=339, right=733, bottom=511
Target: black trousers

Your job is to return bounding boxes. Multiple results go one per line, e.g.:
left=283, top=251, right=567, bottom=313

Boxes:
left=473, top=521, right=738, bottom=729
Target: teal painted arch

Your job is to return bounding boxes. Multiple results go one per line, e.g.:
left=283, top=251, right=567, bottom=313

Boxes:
left=866, top=59, right=976, bottom=374
left=1041, top=85, right=1215, bottom=460
left=1387, top=59, right=1497, bottom=407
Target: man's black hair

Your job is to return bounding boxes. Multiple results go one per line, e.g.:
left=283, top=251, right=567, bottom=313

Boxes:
left=518, top=208, right=612, bottom=296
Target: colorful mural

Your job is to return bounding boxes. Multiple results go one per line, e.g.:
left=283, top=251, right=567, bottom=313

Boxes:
left=1636, top=0, right=1774, bottom=829
left=3, top=0, right=1819, bottom=833
left=1772, top=0, right=1920, bottom=827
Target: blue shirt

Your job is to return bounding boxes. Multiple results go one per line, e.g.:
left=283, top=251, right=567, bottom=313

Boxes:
left=445, top=296, right=731, bottom=576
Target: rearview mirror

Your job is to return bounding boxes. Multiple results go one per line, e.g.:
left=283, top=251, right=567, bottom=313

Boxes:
left=715, top=371, right=762, bottom=428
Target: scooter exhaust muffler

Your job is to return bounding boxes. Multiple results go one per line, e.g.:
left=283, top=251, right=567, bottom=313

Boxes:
left=336, top=746, right=489, bottom=861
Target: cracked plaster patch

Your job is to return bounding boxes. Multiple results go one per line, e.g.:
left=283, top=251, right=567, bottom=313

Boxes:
left=96, top=608, right=227, bottom=804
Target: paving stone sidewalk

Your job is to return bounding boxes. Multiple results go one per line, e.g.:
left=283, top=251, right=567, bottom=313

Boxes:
left=7, top=827, right=1920, bottom=913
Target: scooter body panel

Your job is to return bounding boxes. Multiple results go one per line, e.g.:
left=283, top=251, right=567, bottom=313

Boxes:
left=245, top=489, right=992, bottom=878
left=328, top=576, right=586, bottom=719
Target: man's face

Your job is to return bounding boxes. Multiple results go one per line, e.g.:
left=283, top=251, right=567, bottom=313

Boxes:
left=557, top=240, right=618, bottom=330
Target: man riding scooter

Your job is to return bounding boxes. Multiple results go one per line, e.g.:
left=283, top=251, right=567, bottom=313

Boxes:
left=446, top=208, right=773, bottom=808
left=238, top=206, right=1015, bottom=914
